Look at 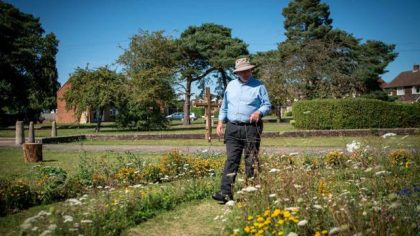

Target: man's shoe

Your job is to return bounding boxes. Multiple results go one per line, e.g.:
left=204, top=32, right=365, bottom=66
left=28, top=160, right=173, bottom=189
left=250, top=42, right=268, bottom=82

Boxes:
left=212, top=192, right=232, bottom=204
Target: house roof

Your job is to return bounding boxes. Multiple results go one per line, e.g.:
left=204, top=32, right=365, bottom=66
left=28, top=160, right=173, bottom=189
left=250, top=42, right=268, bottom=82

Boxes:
left=383, top=68, right=420, bottom=88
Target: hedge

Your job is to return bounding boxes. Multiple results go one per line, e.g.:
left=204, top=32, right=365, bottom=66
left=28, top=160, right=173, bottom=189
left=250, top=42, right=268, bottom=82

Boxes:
left=292, top=98, right=420, bottom=129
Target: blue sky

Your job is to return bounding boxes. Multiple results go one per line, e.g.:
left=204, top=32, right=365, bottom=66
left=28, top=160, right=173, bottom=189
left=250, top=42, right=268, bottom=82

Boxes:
left=6, top=0, right=420, bottom=86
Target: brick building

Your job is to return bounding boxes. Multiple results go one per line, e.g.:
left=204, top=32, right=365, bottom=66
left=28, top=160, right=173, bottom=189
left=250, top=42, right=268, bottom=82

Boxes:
left=56, top=81, right=115, bottom=124
left=383, top=65, right=420, bottom=102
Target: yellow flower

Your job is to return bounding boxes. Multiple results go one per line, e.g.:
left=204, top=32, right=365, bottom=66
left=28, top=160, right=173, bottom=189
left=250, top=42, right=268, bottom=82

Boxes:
left=314, top=232, right=321, bottom=236
left=257, top=216, right=264, bottom=223
left=321, top=230, right=328, bottom=235
left=277, top=219, right=284, bottom=225
left=244, top=226, right=251, bottom=233
left=248, top=215, right=254, bottom=221
left=264, top=209, right=270, bottom=217
left=283, top=211, right=291, bottom=219
left=271, top=209, right=281, bottom=217
left=278, top=231, right=284, bottom=236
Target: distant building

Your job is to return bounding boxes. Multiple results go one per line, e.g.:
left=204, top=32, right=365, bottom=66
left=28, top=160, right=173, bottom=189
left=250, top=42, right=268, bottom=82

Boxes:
left=56, top=81, right=115, bottom=123
left=383, top=64, right=420, bottom=102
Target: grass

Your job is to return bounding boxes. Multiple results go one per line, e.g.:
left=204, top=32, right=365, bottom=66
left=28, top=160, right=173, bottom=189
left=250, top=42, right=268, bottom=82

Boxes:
left=0, top=121, right=296, bottom=138
left=124, top=199, right=225, bottom=236
left=0, top=147, right=161, bottom=179
left=68, top=135, right=420, bottom=148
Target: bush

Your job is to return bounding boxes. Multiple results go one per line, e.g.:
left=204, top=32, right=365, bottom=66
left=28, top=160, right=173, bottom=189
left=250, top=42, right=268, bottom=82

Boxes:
left=388, top=149, right=413, bottom=167
left=292, top=98, right=420, bottom=129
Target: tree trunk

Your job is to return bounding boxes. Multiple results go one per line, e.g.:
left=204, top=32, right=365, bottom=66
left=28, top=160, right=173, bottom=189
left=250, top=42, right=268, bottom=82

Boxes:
left=95, top=108, right=103, bottom=132
left=23, top=143, right=43, bottom=162
left=183, top=79, right=192, bottom=125
left=219, top=69, right=228, bottom=89
left=276, top=104, right=282, bottom=123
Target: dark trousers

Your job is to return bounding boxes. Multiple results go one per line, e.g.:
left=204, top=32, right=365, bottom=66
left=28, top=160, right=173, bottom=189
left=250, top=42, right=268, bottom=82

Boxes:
left=220, top=121, right=263, bottom=196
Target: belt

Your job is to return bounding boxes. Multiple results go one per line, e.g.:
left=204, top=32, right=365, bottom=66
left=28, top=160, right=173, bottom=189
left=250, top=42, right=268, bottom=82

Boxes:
left=229, top=121, right=259, bottom=126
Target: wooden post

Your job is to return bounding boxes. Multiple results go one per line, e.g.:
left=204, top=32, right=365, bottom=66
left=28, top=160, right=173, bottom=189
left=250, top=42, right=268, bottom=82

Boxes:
left=51, top=121, right=57, bottom=137
left=28, top=121, right=35, bottom=143
left=23, top=143, right=43, bottom=162
left=192, top=87, right=219, bottom=142
left=15, top=121, right=24, bottom=146
left=205, top=87, right=212, bottom=142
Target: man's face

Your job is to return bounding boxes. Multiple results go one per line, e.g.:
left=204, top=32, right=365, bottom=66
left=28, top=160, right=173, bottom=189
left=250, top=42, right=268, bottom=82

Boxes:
left=236, top=69, right=252, bottom=81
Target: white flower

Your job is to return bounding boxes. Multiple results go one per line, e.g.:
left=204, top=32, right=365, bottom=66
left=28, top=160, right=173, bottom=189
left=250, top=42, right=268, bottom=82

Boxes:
left=48, top=224, right=57, bottom=231
left=381, top=133, right=396, bottom=138
left=269, top=193, right=277, bottom=198
left=346, top=140, right=361, bottom=153
left=67, top=198, right=82, bottom=206
left=287, top=232, right=298, bottom=236
left=242, top=186, right=258, bottom=192
left=225, top=200, right=235, bottom=206
left=289, top=152, right=299, bottom=156
left=313, top=205, right=323, bottom=209
left=63, top=215, right=74, bottom=223
left=294, top=184, right=302, bottom=189
left=364, top=167, right=372, bottom=172
left=81, top=220, right=93, bottom=224
left=297, top=220, right=308, bottom=226
left=201, top=149, right=208, bottom=153
left=285, top=207, right=299, bottom=212
left=328, top=227, right=340, bottom=235
left=31, top=227, right=39, bottom=231
left=269, top=168, right=280, bottom=173
left=39, top=230, right=51, bottom=236
left=255, top=185, right=261, bottom=188
left=20, top=222, right=32, bottom=230
left=375, top=170, right=390, bottom=176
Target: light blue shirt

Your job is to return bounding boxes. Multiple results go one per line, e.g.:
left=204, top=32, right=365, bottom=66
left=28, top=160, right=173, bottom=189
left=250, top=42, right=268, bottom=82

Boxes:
left=218, top=77, right=271, bottom=123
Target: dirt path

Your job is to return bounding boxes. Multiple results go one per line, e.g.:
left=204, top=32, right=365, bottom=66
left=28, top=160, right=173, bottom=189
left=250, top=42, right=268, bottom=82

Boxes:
left=0, top=139, right=340, bottom=154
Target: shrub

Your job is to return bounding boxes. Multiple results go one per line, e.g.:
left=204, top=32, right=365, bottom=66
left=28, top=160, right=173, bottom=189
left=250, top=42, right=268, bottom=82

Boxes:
left=324, top=151, right=347, bottom=167
left=292, top=98, right=420, bottom=129
left=388, top=149, right=413, bottom=167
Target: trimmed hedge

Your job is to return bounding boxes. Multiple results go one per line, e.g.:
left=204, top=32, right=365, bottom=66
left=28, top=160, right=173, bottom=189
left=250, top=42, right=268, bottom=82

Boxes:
left=292, top=98, right=420, bottom=129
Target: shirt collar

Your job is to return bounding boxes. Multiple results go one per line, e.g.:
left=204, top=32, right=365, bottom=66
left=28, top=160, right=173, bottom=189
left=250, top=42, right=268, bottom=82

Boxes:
left=238, top=76, right=254, bottom=84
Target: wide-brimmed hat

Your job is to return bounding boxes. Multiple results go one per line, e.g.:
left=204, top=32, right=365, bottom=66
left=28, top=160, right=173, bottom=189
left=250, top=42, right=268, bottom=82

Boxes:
left=234, top=57, right=255, bottom=72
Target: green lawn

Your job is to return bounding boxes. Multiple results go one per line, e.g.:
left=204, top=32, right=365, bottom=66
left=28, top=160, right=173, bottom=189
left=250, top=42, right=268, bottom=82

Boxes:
left=70, top=135, right=420, bottom=148
left=0, top=148, right=161, bottom=179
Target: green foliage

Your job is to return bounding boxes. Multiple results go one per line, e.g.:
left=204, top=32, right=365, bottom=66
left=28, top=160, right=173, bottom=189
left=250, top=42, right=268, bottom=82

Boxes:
left=0, top=2, right=59, bottom=114
left=177, top=23, right=248, bottom=125
left=293, top=98, right=420, bottom=129
left=117, top=31, right=176, bottom=130
left=191, top=107, right=205, bottom=117
left=64, top=66, right=125, bottom=131
left=273, top=0, right=397, bottom=99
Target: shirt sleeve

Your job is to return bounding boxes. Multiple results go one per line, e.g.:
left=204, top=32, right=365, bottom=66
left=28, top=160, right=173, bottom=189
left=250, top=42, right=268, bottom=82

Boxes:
left=257, top=84, right=272, bottom=116
left=218, top=89, right=228, bottom=122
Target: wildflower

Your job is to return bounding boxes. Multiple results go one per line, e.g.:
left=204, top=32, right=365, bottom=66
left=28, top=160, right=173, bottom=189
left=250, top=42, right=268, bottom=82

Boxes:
left=346, top=140, right=360, bottom=153
left=66, top=198, right=82, bottom=206
left=321, top=230, right=328, bottom=235
left=287, top=232, right=298, bottom=236
left=269, top=193, right=277, bottom=198
left=63, top=215, right=74, bottom=223
left=269, top=168, right=280, bottom=173
left=381, top=133, right=396, bottom=138
left=297, top=220, right=308, bottom=226
left=243, top=186, right=258, bottom=192
left=313, top=205, right=323, bottom=210
left=289, top=152, right=299, bottom=156
left=248, top=215, right=254, bottom=221
left=81, top=220, right=93, bottom=224
left=225, top=200, right=235, bottom=206
left=244, top=226, right=251, bottom=233
left=374, top=171, right=390, bottom=176
left=39, top=230, right=51, bottom=236
left=277, top=219, right=284, bottom=225
left=271, top=209, right=281, bottom=217
left=47, top=224, right=57, bottom=231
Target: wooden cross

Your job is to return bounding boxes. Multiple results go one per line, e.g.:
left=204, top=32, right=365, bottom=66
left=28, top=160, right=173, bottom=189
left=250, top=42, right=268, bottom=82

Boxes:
left=193, top=87, right=219, bottom=142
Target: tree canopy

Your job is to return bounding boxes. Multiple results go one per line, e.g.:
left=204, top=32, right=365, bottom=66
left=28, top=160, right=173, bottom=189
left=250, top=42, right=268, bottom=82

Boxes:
left=0, top=1, right=59, bottom=115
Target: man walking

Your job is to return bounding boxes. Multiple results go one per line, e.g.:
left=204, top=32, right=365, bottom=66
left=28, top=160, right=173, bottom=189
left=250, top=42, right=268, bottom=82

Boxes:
left=212, top=57, right=271, bottom=203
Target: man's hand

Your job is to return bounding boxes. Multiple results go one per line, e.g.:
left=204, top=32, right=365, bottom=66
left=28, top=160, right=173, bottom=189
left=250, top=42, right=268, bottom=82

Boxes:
left=216, top=121, right=224, bottom=137
left=249, top=111, right=262, bottom=123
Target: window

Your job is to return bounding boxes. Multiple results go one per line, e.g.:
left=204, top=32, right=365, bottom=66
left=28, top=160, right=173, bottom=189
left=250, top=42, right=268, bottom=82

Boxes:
left=396, top=88, right=405, bottom=96
left=412, top=86, right=420, bottom=94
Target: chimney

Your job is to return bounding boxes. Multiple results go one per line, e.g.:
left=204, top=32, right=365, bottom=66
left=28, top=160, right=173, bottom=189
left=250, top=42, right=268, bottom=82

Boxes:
left=414, top=64, right=420, bottom=72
